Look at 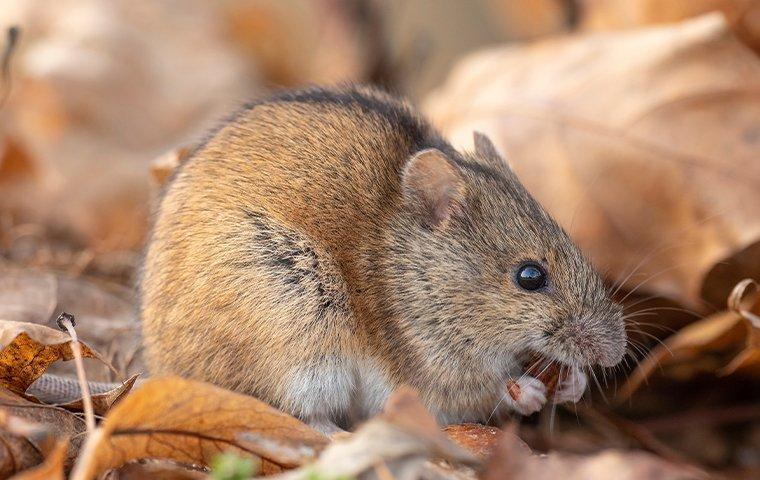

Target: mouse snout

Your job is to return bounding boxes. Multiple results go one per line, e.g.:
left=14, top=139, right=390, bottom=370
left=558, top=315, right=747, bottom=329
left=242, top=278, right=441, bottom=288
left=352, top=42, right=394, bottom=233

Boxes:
left=588, top=313, right=626, bottom=367
left=552, top=313, right=626, bottom=368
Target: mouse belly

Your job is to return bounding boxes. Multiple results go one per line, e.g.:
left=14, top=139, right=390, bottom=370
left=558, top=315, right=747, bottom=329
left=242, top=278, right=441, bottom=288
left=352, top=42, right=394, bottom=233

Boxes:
left=282, top=357, right=395, bottom=432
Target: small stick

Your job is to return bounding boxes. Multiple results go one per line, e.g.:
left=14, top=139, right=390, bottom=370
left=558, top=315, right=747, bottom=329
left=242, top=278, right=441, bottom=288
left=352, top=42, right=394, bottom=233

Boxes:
left=1, top=26, right=20, bottom=108
left=56, top=312, right=96, bottom=433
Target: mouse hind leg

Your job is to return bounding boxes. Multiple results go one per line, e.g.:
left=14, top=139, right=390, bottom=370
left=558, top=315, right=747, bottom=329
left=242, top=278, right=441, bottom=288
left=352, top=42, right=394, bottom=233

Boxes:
left=231, top=210, right=357, bottom=427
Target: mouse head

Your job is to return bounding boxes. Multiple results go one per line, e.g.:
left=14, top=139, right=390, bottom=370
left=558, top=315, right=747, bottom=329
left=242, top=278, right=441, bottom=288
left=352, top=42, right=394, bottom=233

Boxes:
left=387, top=132, right=626, bottom=373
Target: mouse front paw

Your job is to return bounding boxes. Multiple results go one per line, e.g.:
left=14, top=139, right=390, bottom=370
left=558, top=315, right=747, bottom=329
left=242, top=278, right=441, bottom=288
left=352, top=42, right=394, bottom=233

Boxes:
left=504, top=376, right=547, bottom=415
left=552, top=367, right=587, bottom=404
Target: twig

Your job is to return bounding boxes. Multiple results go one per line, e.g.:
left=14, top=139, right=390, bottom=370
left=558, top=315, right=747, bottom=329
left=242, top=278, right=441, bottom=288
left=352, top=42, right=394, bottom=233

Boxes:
left=56, top=312, right=96, bottom=433
left=1, top=26, right=20, bottom=109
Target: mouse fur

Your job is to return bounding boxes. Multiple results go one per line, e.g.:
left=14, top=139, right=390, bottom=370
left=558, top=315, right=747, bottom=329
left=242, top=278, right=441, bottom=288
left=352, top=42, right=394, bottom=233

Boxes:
left=140, top=85, right=626, bottom=430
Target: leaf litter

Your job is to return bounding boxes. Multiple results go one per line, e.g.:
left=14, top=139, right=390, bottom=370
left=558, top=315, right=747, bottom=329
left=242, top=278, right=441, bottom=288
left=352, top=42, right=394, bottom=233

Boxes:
left=0, top=2, right=759, bottom=479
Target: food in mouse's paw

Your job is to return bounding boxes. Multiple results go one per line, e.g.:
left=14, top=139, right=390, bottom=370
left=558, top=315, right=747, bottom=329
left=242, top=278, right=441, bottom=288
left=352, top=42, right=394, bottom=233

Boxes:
left=505, top=376, right=547, bottom=415
left=507, top=354, right=569, bottom=402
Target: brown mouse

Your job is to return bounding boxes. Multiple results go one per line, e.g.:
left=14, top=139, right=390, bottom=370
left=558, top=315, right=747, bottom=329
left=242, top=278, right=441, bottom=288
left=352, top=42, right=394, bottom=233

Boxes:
left=140, top=86, right=626, bottom=432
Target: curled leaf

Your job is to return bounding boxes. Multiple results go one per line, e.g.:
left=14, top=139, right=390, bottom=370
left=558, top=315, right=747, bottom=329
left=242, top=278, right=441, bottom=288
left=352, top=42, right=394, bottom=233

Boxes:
left=69, top=376, right=328, bottom=480
left=721, top=278, right=760, bottom=374
left=0, top=386, right=86, bottom=466
left=10, top=439, right=67, bottom=480
left=267, top=387, right=479, bottom=480
left=0, top=320, right=111, bottom=395
left=50, top=374, right=139, bottom=417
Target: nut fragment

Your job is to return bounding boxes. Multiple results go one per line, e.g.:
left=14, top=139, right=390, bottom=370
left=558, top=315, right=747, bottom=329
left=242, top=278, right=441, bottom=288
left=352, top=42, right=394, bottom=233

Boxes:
left=507, top=354, right=568, bottom=401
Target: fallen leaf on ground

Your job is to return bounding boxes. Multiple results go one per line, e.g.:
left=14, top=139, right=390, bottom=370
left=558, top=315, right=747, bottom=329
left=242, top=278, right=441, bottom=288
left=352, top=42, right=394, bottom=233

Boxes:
left=69, top=376, right=328, bottom=480
left=721, top=278, right=760, bottom=374
left=268, top=387, right=479, bottom=480
left=0, top=268, right=141, bottom=381
left=0, top=411, right=46, bottom=478
left=46, top=374, right=139, bottom=416
left=0, top=320, right=110, bottom=395
left=617, top=310, right=742, bottom=401
left=580, top=0, right=760, bottom=54
left=482, top=425, right=705, bottom=480
left=618, top=279, right=760, bottom=400
left=101, top=459, right=207, bottom=480
left=0, top=386, right=85, bottom=468
left=149, top=147, right=190, bottom=187
left=10, top=439, right=67, bottom=480
left=0, top=137, right=36, bottom=184
left=443, top=423, right=502, bottom=459
left=425, top=13, right=760, bottom=310
left=0, top=430, right=42, bottom=478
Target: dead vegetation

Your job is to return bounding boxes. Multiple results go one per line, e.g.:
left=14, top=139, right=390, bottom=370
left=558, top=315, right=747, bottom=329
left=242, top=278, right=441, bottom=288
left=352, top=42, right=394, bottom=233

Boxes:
left=0, top=1, right=758, bottom=479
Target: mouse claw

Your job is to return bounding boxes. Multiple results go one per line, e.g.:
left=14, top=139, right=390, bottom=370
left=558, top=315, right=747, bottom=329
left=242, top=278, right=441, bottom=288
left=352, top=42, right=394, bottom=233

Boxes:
left=552, top=368, right=587, bottom=404
left=504, top=376, right=547, bottom=415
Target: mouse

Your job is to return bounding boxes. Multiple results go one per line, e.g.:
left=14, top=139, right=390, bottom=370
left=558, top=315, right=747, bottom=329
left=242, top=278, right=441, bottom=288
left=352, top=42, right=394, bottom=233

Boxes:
left=140, top=85, right=626, bottom=433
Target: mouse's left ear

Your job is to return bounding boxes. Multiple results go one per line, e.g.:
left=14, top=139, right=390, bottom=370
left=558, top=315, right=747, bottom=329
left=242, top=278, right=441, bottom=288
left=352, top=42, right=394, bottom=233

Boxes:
left=473, top=131, right=512, bottom=171
left=402, top=148, right=466, bottom=229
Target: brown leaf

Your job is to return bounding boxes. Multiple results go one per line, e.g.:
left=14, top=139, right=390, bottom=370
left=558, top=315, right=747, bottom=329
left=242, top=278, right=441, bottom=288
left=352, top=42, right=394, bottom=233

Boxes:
left=267, top=387, right=478, bottom=480
left=0, top=320, right=109, bottom=395
left=425, top=13, right=760, bottom=310
left=0, top=137, right=36, bottom=183
left=102, top=459, right=207, bottom=480
left=0, top=268, right=142, bottom=381
left=0, top=411, right=46, bottom=478
left=616, top=311, right=742, bottom=400
left=69, top=376, right=328, bottom=480
left=10, top=439, right=67, bottom=480
left=580, top=0, right=760, bottom=54
left=483, top=428, right=705, bottom=480
left=721, top=278, right=760, bottom=374
left=443, top=423, right=502, bottom=459
left=0, top=387, right=85, bottom=467
left=0, top=431, right=42, bottom=478
left=50, top=374, right=139, bottom=416
left=619, top=278, right=760, bottom=399
left=150, top=147, right=190, bottom=187
left=485, top=0, right=572, bottom=39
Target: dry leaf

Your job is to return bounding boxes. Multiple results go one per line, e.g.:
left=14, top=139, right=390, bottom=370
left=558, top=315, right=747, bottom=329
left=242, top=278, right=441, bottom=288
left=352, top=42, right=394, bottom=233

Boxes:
left=486, top=0, right=572, bottom=39
left=0, top=320, right=108, bottom=395
left=268, top=387, right=479, bottom=480
left=0, top=431, right=42, bottom=478
left=0, top=268, right=142, bottom=381
left=0, top=0, right=258, bottom=251
left=443, top=423, right=502, bottom=459
left=150, top=147, right=190, bottom=187
left=10, top=439, right=67, bottom=480
left=0, top=137, right=36, bottom=183
left=721, top=278, right=760, bottom=373
left=101, top=459, right=207, bottom=480
left=580, top=0, right=760, bottom=54
left=482, top=428, right=705, bottom=480
left=46, top=374, right=139, bottom=416
left=425, top=13, right=760, bottom=310
left=0, top=387, right=85, bottom=467
left=617, top=311, right=742, bottom=400
left=618, top=278, right=760, bottom=399
left=0, top=411, right=46, bottom=478
left=69, top=376, right=328, bottom=480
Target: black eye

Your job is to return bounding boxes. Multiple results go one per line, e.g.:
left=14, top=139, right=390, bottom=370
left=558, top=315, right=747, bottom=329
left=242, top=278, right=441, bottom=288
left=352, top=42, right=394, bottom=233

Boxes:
left=516, top=263, right=547, bottom=291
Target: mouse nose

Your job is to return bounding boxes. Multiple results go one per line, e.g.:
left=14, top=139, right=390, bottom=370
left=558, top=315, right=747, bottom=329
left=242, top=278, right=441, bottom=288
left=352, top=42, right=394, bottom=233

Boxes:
left=597, top=342, right=625, bottom=367
left=596, top=323, right=626, bottom=367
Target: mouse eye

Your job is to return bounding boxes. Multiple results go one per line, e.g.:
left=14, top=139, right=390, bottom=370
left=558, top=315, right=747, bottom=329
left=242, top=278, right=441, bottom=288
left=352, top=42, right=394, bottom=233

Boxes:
left=516, top=262, right=547, bottom=291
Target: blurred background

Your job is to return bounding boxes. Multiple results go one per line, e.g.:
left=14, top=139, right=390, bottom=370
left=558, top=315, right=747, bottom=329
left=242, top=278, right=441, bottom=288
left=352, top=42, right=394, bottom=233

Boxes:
left=0, top=1, right=759, bottom=478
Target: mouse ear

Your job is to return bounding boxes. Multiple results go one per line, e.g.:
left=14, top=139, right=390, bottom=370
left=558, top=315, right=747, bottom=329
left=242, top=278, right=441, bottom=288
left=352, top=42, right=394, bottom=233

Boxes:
left=473, top=131, right=512, bottom=171
left=402, top=148, right=466, bottom=229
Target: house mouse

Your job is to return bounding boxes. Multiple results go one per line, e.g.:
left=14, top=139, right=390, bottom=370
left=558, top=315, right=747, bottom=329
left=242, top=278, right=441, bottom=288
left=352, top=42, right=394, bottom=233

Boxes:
left=140, top=86, right=626, bottom=433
